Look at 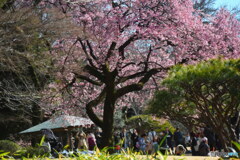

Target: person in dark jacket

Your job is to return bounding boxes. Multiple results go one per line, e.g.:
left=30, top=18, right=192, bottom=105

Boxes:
left=159, top=132, right=168, bottom=154
left=190, top=132, right=199, bottom=156
left=131, top=129, right=139, bottom=151
left=203, top=126, right=216, bottom=151
left=198, top=137, right=210, bottom=156
left=95, top=127, right=102, bottom=148
left=164, top=127, right=173, bottom=151
left=174, top=128, right=183, bottom=146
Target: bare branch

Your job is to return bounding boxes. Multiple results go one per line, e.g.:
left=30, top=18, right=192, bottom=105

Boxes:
left=74, top=73, right=103, bottom=86
left=86, top=40, right=97, bottom=60
left=118, top=35, right=137, bottom=59
left=116, top=69, right=159, bottom=98
left=86, top=88, right=106, bottom=128
left=106, top=41, right=117, bottom=60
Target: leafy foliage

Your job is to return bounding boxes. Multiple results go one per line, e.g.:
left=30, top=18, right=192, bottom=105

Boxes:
left=0, top=4, right=78, bottom=139
left=232, top=141, right=240, bottom=152
left=126, top=115, right=175, bottom=133
left=0, top=140, right=21, bottom=156
left=147, top=90, right=199, bottom=130
left=150, top=58, right=240, bottom=149
left=19, top=146, right=50, bottom=158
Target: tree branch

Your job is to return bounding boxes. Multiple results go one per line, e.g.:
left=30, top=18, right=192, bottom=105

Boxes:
left=84, top=65, right=105, bottom=83
left=86, top=88, right=106, bottom=128
left=118, top=35, right=137, bottom=59
left=77, top=37, right=98, bottom=69
left=116, top=69, right=159, bottom=98
left=106, top=41, right=117, bottom=60
left=73, top=72, right=103, bottom=86
left=86, top=40, right=97, bottom=61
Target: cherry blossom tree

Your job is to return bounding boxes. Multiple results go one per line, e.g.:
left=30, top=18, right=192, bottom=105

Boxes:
left=19, top=0, right=240, bottom=147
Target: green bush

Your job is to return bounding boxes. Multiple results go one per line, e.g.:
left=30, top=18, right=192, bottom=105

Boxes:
left=20, top=146, right=50, bottom=158
left=0, top=140, right=21, bottom=155
left=126, top=115, right=175, bottom=133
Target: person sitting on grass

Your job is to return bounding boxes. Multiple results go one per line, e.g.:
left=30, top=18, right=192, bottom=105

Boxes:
left=139, top=134, right=147, bottom=154
left=175, top=144, right=186, bottom=155
left=152, top=136, right=159, bottom=155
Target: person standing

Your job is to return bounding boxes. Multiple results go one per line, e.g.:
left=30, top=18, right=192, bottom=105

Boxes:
left=152, top=136, right=159, bottom=155
left=131, top=129, right=139, bottom=151
left=174, top=128, right=183, bottom=146
left=190, top=132, right=199, bottom=156
left=198, top=137, right=210, bottom=156
left=164, top=127, right=173, bottom=151
left=120, top=128, right=129, bottom=149
left=203, top=126, right=216, bottom=151
left=76, top=130, right=88, bottom=150
left=87, top=133, right=96, bottom=150
left=95, top=127, right=102, bottom=148
left=148, top=128, right=156, bottom=142
left=159, top=132, right=168, bottom=154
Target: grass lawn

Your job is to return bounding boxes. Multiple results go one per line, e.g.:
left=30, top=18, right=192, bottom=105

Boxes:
left=48, top=155, right=221, bottom=160
left=163, top=156, right=220, bottom=160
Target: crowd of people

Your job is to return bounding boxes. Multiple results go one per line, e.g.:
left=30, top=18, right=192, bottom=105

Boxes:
left=113, top=126, right=220, bottom=156
left=113, top=127, right=188, bottom=155
left=69, top=127, right=102, bottom=151
left=68, top=125, right=225, bottom=156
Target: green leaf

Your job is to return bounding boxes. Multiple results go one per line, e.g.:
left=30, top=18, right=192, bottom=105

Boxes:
left=0, top=152, right=10, bottom=157
left=232, top=141, right=240, bottom=151
left=39, top=135, right=45, bottom=146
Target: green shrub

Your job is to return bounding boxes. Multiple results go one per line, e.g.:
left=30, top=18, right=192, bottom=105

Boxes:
left=126, top=115, right=175, bottom=133
left=0, top=140, right=21, bottom=155
left=20, top=146, right=50, bottom=158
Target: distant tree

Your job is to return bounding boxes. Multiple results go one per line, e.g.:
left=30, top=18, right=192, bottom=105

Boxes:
left=152, top=59, right=240, bottom=150
left=0, top=7, right=76, bottom=140
left=146, top=90, right=200, bottom=131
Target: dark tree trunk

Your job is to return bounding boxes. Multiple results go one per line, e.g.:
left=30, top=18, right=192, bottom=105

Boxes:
left=101, top=101, right=114, bottom=148
left=217, top=128, right=228, bottom=151
left=100, top=71, right=116, bottom=148
left=83, top=66, right=157, bottom=148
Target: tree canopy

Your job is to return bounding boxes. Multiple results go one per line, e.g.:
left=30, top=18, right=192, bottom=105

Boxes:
left=0, top=5, right=75, bottom=140
left=148, top=58, right=240, bottom=149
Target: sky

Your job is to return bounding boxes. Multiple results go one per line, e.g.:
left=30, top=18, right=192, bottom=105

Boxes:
left=214, top=0, right=240, bottom=9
